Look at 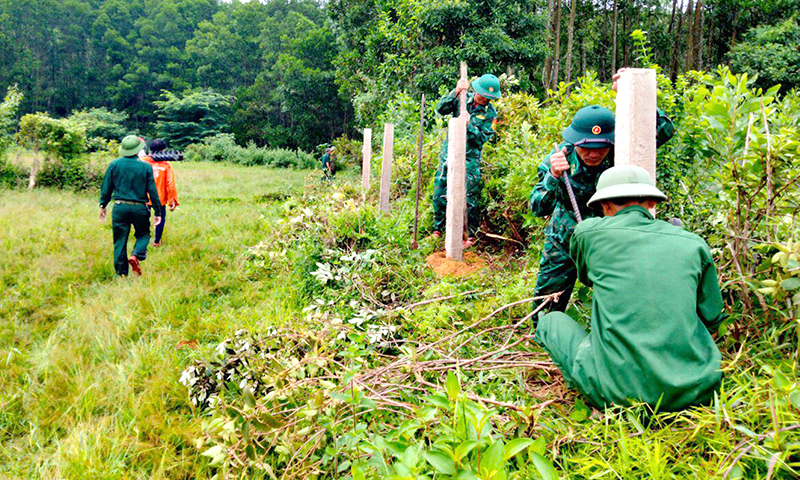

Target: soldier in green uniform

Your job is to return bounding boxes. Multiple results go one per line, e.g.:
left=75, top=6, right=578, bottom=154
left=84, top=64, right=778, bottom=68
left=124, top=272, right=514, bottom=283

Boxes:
left=432, top=73, right=500, bottom=247
left=530, top=71, right=675, bottom=312
left=535, top=165, right=725, bottom=411
left=99, top=136, right=162, bottom=276
left=321, top=146, right=335, bottom=181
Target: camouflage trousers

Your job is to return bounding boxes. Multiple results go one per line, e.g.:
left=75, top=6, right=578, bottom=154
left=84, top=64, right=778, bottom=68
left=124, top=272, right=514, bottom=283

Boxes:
left=534, top=216, right=579, bottom=313
left=432, top=156, right=482, bottom=236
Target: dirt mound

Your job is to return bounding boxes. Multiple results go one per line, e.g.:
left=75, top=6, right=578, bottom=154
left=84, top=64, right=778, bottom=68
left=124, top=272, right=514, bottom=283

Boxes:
left=426, top=251, right=486, bottom=277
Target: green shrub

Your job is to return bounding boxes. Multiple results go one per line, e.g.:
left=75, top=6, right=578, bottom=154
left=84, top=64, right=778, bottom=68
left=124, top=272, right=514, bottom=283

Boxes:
left=185, top=134, right=315, bottom=169
left=154, top=89, right=232, bottom=148
left=36, top=156, right=105, bottom=191
left=68, top=107, right=129, bottom=146
left=0, top=156, right=25, bottom=188
left=17, top=113, right=87, bottom=160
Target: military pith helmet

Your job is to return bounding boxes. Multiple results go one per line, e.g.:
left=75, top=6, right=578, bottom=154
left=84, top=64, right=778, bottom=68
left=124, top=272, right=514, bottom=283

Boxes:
left=562, top=105, right=615, bottom=148
left=587, top=164, right=666, bottom=208
left=472, top=74, right=501, bottom=100
left=119, top=135, right=146, bottom=157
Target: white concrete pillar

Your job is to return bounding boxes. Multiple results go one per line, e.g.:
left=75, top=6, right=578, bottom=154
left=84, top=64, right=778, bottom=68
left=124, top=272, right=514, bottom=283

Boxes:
left=445, top=62, right=469, bottom=261
left=362, top=128, right=372, bottom=194
left=444, top=117, right=467, bottom=260
left=379, top=123, right=394, bottom=212
left=614, top=68, right=657, bottom=179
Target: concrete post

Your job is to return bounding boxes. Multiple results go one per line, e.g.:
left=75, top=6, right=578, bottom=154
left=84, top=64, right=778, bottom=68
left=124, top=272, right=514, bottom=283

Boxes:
left=379, top=123, right=394, bottom=212
left=362, top=128, right=372, bottom=194
left=614, top=68, right=657, bottom=179
left=445, top=62, right=468, bottom=261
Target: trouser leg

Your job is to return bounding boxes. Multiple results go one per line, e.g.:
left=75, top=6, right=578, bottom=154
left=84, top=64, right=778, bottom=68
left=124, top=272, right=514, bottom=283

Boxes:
left=112, top=205, right=132, bottom=276
left=432, top=158, right=448, bottom=232
left=534, top=312, right=588, bottom=388
left=533, top=236, right=578, bottom=313
left=465, top=161, right=481, bottom=236
left=154, top=205, right=166, bottom=244
left=130, top=205, right=151, bottom=261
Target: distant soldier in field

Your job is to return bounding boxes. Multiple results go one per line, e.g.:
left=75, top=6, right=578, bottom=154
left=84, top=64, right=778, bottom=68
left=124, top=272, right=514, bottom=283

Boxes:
left=535, top=165, right=726, bottom=411
left=142, top=139, right=179, bottom=247
left=321, top=146, right=335, bottom=181
left=99, top=136, right=161, bottom=276
left=432, top=73, right=500, bottom=248
left=530, top=68, right=675, bottom=312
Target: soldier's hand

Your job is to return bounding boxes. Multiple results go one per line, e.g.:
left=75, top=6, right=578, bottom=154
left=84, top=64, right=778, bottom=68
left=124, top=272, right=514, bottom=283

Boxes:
left=612, top=67, right=630, bottom=92
left=99, top=207, right=106, bottom=221
left=154, top=216, right=162, bottom=226
left=549, top=148, right=570, bottom=178
left=455, top=78, right=469, bottom=96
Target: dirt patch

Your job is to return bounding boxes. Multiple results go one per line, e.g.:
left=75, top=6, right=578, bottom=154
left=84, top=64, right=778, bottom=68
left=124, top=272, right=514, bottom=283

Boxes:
left=426, top=251, right=486, bottom=277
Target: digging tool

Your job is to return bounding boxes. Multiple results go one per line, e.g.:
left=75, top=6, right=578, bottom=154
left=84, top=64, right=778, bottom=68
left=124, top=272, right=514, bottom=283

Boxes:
left=411, top=94, right=426, bottom=249
left=553, top=142, right=582, bottom=223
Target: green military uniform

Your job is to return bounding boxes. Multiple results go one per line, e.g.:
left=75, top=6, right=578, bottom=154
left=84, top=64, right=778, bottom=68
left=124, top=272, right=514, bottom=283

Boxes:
left=530, top=107, right=674, bottom=311
left=535, top=200, right=725, bottom=411
left=321, top=151, right=334, bottom=181
left=433, top=75, right=500, bottom=236
left=100, top=137, right=161, bottom=276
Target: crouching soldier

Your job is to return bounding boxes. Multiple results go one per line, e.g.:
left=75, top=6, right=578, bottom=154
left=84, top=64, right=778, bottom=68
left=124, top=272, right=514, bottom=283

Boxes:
left=99, top=136, right=162, bottom=276
left=530, top=69, right=675, bottom=312
left=535, top=165, right=726, bottom=411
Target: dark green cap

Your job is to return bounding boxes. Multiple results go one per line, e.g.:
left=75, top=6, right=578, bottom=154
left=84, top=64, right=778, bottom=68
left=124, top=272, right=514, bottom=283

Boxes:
left=472, top=74, right=501, bottom=100
left=562, top=105, right=615, bottom=149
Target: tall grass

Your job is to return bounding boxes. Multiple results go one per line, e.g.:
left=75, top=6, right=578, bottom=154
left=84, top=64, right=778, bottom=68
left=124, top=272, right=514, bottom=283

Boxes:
left=0, top=162, right=311, bottom=479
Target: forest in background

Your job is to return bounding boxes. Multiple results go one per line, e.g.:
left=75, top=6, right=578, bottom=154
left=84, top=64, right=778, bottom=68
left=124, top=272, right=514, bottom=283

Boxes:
left=0, top=0, right=798, bottom=151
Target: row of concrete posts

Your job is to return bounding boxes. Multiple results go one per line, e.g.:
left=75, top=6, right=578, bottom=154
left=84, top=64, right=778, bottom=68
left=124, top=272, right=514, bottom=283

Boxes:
left=359, top=68, right=658, bottom=260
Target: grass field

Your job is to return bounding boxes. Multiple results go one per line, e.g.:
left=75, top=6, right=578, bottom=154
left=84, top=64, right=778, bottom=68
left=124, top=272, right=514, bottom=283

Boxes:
left=0, top=162, right=312, bottom=478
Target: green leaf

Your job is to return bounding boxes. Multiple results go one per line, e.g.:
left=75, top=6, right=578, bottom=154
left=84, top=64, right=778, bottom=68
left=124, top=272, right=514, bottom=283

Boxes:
left=243, top=388, right=256, bottom=409
left=781, top=277, right=800, bottom=291
left=201, top=445, right=224, bottom=458
left=424, top=450, right=456, bottom=475
left=503, top=438, right=534, bottom=461
left=455, top=440, right=479, bottom=462
left=352, top=465, right=365, bottom=480
left=446, top=371, right=461, bottom=402
left=480, top=439, right=505, bottom=475
left=425, top=394, right=451, bottom=409
left=530, top=437, right=547, bottom=456
left=531, top=452, right=559, bottom=480
left=569, top=399, right=590, bottom=422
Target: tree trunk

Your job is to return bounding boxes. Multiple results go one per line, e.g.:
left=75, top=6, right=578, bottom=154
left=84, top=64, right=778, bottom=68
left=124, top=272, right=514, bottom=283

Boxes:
left=684, top=0, right=695, bottom=71
left=729, top=9, right=741, bottom=52
left=28, top=148, right=40, bottom=190
left=611, top=0, right=618, bottom=74
left=692, top=0, right=704, bottom=70
left=543, top=0, right=554, bottom=89
left=565, top=0, right=577, bottom=87
left=706, top=6, right=715, bottom=66
left=670, top=0, right=684, bottom=82
left=551, top=0, right=562, bottom=90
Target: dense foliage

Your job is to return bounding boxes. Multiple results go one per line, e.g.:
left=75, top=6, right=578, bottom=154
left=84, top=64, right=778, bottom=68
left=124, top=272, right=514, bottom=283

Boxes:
left=1, top=0, right=797, bottom=148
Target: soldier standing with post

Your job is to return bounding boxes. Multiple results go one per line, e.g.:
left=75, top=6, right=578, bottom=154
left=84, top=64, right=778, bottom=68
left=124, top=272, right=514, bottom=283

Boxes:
left=529, top=69, right=675, bottom=312
left=432, top=73, right=500, bottom=248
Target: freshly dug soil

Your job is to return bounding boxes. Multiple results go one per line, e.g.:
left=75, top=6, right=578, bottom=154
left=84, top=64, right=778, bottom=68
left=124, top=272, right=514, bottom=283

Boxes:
left=426, top=251, right=486, bottom=277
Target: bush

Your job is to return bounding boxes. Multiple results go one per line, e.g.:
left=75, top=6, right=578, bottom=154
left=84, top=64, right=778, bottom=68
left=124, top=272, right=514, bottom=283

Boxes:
left=0, top=157, right=25, bottom=188
left=68, top=108, right=129, bottom=145
left=17, top=113, right=87, bottom=160
left=185, top=134, right=315, bottom=169
left=36, top=156, right=106, bottom=191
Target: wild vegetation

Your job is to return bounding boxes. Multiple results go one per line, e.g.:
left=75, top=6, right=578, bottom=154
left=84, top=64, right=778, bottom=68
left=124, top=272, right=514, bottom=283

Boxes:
left=1, top=1, right=800, bottom=479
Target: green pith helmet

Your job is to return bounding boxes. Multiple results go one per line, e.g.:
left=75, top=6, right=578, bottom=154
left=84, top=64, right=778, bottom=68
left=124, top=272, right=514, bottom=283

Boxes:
left=472, top=74, right=501, bottom=100
left=587, top=164, right=666, bottom=208
left=563, top=105, right=615, bottom=148
left=119, top=135, right=146, bottom=157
